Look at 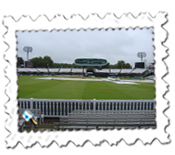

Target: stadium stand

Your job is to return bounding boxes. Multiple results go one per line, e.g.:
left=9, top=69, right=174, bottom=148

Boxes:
left=71, top=68, right=84, bottom=73
left=117, top=69, right=134, bottom=78
left=48, top=68, right=60, bottom=73
left=18, top=99, right=156, bottom=131
left=17, top=67, right=150, bottom=78
left=26, top=68, right=39, bottom=75
left=120, top=69, right=133, bottom=74
left=18, top=68, right=28, bottom=73
left=48, top=68, right=60, bottom=75
left=18, top=68, right=39, bottom=75
left=110, top=69, right=121, bottom=74
left=36, top=68, right=49, bottom=75
left=26, top=68, right=38, bottom=72
left=131, top=68, right=147, bottom=74
left=145, top=75, right=155, bottom=79
left=129, top=68, right=149, bottom=78
left=71, top=68, right=86, bottom=76
left=94, top=68, right=110, bottom=73
left=94, top=68, right=110, bottom=77
left=36, top=68, right=49, bottom=73
left=59, top=68, right=72, bottom=75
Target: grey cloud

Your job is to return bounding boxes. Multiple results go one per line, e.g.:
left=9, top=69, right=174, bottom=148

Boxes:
left=16, top=28, right=154, bottom=67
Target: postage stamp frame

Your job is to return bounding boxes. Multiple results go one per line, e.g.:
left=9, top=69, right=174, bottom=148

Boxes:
left=0, top=4, right=172, bottom=153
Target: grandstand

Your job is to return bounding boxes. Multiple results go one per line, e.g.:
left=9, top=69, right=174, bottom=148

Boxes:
left=17, top=67, right=152, bottom=78
left=120, top=69, right=133, bottom=74
left=71, top=68, right=86, bottom=76
left=18, top=68, right=29, bottom=74
left=132, top=68, right=147, bottom=74
left=36, top=68, right=49, bottom=75
left=48, top=68, right=59, bottom=75
left=110, top=69, right=121, bottom=74
left=59, top=68, right=72, bottom=75
left=18, top=99, right=156, bottom=131
left=18, top=68, right=39, bottom=75
left=94, top=68, right=110, bottom=77
left=131, top=68, right=149, bottom=77
left=115, top=69, right=133, bottom=78
left=26, top=68, right=38, bottom=72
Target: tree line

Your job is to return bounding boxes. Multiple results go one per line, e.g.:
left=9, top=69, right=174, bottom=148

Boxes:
left=17, top=55, right=132, bottom=69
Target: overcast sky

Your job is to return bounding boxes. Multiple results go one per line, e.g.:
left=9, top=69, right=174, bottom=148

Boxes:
left=16, top=28, right=154, bottom=67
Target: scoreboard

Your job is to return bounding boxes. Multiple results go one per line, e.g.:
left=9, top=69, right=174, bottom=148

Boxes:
left=135, top=62, right=145, bottom=68
left=25, top=61, right=34, bottom=68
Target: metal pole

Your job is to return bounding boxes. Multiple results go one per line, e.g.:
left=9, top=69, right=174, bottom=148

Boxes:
left=27, top=51, right=29, bottom=61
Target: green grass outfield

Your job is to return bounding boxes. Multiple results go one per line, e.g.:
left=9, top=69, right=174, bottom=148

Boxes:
left=18, top=76, right=155, bottom=100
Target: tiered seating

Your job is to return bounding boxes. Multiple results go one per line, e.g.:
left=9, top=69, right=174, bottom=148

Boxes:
left=17, top=68, right=28, bottom=73
left=26, top=68, right=38, bottom=73
left=120, top=69, right=133, bottom=74
left=48, top=68, right=59, bottom=73
left=18, top=99, right=156, bottom=131
left=59, top=68, right=72, bottom=73
left=131, top=68, right=147, bottom=74
left=110, top=69, right=121, bottom=74
left=95, top=69, right=110, bottom=73
left=71, top=68, right=84, bottom=73
left=36, top=68, right=49, bottom=73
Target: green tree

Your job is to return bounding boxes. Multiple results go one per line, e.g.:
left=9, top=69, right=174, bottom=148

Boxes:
left=124, top=63, right=132, bottom=69
left=17, top=57, right=24, bottom=67
left=38, top=57, right=45, bottom=67
left=43, top=55, right=54, bottom=68
left=102, top=63, right=110, bottom=68
left=30, top=57, right=39, bottom=67
left=30, top=57, right=44, bottom=67
left=72, top=63, right=79, bottom=68
left=110, top=61, right=132, bottom=69
left=116, top=60, right=125, bottom=69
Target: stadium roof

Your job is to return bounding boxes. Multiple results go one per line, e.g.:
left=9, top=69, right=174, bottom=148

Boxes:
left=120, top=69, right=133, bottom=74
left=59, top=68, right=72, bottom=73
left=37, top=68, right=49, bottom=73
left=95, top=68, right=110, bottom=73
left=110, top=69, right=121, bottom=74
left=132, top=68, right=147, bottom=74
left=71, top=68, right=85, bottom=73
left=48, top=68, right=60, bottom=73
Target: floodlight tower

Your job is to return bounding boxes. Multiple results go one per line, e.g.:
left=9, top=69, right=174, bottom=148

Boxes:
left=137, top=52, right=146, bottom=62
left=23, top=46, right=33, bottom=61
left=23, top=46, right=33, bottom=68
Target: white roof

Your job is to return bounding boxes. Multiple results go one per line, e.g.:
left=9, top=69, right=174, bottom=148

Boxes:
left=131, top=68, right=147, bottom=74
left=110, top=69, right=121, bottom=73
left=37, top=68, right=49, bottom=72
left=48, top=68, right=59, bottom=72
left=120, top=69, right=133, bottom=73
left=26, top=68, right=38, bottom=72
left=95, top=69, right=110, bottom=73
left=71, top=68, right=83, bottom=73
left=17, top=68, right=28, bottom=72
left=59, top=68, right=72, bottom=73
